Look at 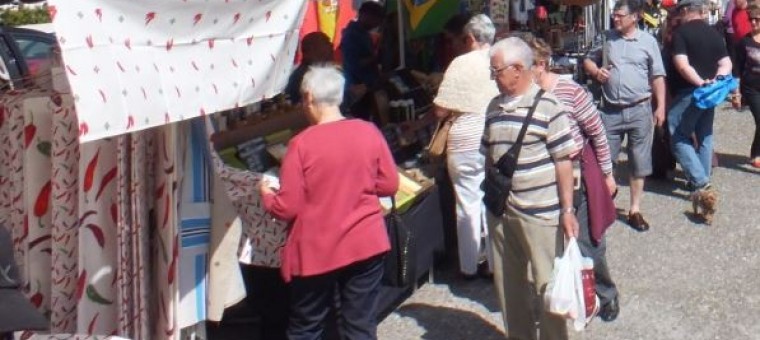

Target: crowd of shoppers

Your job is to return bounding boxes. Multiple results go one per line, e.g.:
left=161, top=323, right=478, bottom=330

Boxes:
left=260, top=0, right=754, bottom=337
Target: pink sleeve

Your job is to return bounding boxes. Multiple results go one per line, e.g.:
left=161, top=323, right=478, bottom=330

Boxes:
left=373, top=128, right=399, bottom=196
left=262, top=138, right=305, bottom=221
left=571, top=86, right=614, bottom=174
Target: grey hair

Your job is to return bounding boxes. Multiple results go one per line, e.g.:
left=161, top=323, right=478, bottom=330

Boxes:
left=490, top=37, right=533, bottom=69
left=465, top=14, right=496, bottom=45
left=301, top=64, right=345, bottom=106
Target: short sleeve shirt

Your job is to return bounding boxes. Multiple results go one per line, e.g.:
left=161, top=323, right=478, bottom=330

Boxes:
left=671, top=19, right=729, bottom=92
left=480, top=84, right=579, bottom=222
left=586, top=30, right=666, bottom=105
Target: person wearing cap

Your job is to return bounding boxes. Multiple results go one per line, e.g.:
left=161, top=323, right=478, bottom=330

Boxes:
left=583, top=0, right=667, bottom=234
left=0, top=227, right=49, bottom=339
left=668, top=0, right=732, bottom=208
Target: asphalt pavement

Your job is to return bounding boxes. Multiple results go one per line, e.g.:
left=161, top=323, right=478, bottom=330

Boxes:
left=377, top=103, right=760, bottom=340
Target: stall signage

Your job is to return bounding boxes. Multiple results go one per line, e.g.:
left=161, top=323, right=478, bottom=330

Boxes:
left=47, top=0, right=307, bottom=143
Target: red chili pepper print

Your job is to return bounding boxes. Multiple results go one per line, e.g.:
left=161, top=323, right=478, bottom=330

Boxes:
left=24, top=123, right=36, bottom=149
left=110, top=202, right=118, bottom=225
left=33, top=180, right=52, bottom=217
left=29, top=292, right=43, bottom=308
left=167, top=237, right=178, bottom=284
left=83, top=149, right=100, bottom=193
left=87, top=313, right=99, bottom=334
left=95, top=166, right=117, bottom=201
left=85, top=223, right=105, bottom=248
left=75, top=270, right=87, bottom=301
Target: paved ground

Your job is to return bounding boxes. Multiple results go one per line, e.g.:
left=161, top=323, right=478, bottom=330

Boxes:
left=377, top=104, right=760, bottom=340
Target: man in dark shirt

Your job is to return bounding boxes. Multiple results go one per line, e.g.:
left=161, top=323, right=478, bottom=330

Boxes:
left=339, top=1, right=385, bottom=98
left=669, top=0, right=732, bottom=212
left=285, top=32, right=334, bottom=104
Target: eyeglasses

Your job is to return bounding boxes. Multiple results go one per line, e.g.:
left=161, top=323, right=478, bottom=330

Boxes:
left=751, top=17, right=760, bottom=22
left=611, top=12, right=633, bottom=19
left=489, top=64, right=517, bottom=77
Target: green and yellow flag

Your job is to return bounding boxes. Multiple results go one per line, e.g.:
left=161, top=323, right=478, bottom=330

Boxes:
left=389, top=0, right=460, bottom=39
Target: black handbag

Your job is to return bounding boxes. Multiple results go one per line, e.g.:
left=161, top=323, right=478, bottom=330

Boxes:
left=382, top=197, right=417, bottom=287
left=482, top=90, right=544, bottom=217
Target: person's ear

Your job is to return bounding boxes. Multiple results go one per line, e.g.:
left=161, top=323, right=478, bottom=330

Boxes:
left=302, top=91, right=313, bottom=105
left=464, top=33, right=476, bottom=47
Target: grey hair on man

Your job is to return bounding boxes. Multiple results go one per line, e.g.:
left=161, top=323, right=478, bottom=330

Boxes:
left=301, top=64, right=345, bottom=106
left=465, top=14, right=496, bottom=45
left=490, top=37, right=534, bottom=69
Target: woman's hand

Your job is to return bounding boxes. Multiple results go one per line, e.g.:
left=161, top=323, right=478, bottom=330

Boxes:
left=259, top=179, right=276, bottom=197
left=604, top=174, right=617, bottom=198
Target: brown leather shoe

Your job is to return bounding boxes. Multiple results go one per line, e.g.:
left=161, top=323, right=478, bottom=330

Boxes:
left=627, top=212, right=650, bottom=232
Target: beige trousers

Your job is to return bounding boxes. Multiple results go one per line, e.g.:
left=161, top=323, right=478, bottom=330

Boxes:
left=487, top=205, right=568, bottom=340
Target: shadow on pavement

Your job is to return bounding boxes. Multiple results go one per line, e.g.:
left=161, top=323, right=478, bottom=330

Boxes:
left=396, top=303, right=504, bottom=340
left=432, top=262, right=501, bottom=313
left=715, top=152, right=760, bottom=175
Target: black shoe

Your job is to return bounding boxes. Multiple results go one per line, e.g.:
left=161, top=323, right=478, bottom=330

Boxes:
left=477, top=261, right=493, bottom=280
left=598, top=296, right=620, bottom=322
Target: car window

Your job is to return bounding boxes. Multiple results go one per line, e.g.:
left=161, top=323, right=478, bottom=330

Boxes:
left=12, top=33, right=55, bottom=78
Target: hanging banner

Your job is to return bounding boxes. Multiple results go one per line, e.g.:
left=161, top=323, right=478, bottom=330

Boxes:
left=46, top=0, right=307, bottom=143
left=397, top=0, right=459, bottom=38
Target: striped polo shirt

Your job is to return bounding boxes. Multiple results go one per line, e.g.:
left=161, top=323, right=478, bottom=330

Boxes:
left=480, top=84, right=579, bottom=222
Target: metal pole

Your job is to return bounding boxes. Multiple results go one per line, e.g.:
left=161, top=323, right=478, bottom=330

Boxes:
left=396, top=0, right=406, bottom=69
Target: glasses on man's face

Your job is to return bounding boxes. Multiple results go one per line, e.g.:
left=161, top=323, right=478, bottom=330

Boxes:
left=612, top=12, right=632, bottom=19
left=490, top=64, right=517, bottom=77
left=751, top=17, right=760, bottom=22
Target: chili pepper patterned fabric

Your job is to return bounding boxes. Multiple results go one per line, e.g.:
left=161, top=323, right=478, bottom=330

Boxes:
left=202, top=118, right=288, bottom=268
left=46, top=0, right=308, bottom=143
left=0, top=88, right=184, bottom=340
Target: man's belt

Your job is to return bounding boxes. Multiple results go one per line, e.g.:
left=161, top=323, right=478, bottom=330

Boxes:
left=603, top=97, right=650, bottom=110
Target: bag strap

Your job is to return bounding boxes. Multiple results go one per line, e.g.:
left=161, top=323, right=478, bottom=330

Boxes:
left=495, top=89, right=545, bottom=176
left=390, top=195, right=397, bottom=214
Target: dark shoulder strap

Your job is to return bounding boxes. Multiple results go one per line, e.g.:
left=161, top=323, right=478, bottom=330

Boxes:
left=495, top=89, right=545, bottom=169
left=513, top=89, right=544, bottom=154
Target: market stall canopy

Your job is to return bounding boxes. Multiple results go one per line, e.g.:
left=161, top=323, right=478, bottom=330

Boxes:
left=46, top=0, right=307, bottom=143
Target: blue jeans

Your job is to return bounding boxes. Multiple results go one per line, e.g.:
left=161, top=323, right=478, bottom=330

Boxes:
left=668, top=91, right=715, bottom=189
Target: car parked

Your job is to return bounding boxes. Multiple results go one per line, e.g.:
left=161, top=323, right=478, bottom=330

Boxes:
left=0, top=25, right=56, bottom=89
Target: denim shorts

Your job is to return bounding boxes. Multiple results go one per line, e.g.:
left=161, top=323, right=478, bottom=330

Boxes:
left=601, top=102, right=654, bottom=178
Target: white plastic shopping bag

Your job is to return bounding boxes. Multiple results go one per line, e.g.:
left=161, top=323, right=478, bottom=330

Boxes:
left=545, top=237, right=588, bottom=331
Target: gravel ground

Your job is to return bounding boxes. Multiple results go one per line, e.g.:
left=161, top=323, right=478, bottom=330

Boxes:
left=377, top=104, right=760, bottom=340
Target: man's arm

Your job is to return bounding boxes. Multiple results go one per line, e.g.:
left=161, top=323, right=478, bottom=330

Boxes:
left=673, top=54, right=707, bottom=87
left=715, top=56, right=733, bottom=77
left=555, top=156, right=579, bottom=238
left=651, top=76, right=666, bottom=126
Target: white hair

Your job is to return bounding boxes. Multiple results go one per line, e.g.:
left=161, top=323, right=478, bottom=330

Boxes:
left=301, top=64, right=345, bottom=106
left=490, top=37, right=533, bottom=69
left=465, top=14, right=495, bottom=45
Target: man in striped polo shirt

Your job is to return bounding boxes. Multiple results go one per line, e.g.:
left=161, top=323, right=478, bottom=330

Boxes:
left=483, top=37, right=580, bottom=340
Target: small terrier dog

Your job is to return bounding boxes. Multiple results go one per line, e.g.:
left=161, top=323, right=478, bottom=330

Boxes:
left=692, top=189, right=718, bottom=225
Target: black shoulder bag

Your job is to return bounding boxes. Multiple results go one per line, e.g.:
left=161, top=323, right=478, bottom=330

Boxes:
left=482, top=89, right=545, bottom=217
left=382, top=196, right=416, bottom=287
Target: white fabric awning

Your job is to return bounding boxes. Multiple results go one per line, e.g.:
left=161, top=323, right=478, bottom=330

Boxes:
left=47, top=0, right=307, bottom=143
